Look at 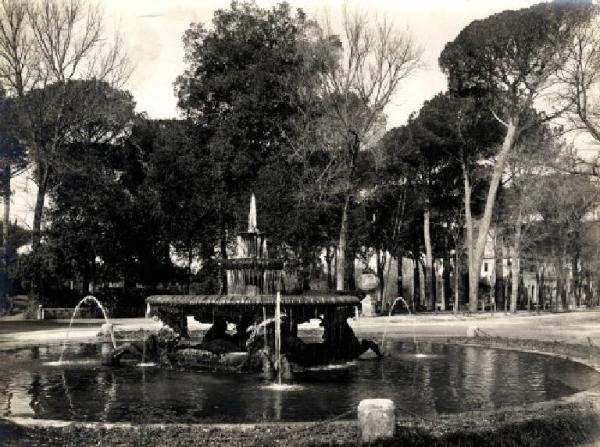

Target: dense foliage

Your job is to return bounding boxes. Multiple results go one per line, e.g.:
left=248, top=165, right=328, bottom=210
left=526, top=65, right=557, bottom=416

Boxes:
left=6, top=1, right=600, bottom=312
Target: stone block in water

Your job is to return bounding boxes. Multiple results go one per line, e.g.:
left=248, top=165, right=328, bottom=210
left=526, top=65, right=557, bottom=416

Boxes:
left=357, top=399, right=395, bottom=443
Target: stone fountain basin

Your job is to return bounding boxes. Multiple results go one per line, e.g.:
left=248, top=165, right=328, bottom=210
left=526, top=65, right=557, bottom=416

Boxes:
left=1, top=340, right=599, bottom=424
left=2, top=338, right=600, bottom=446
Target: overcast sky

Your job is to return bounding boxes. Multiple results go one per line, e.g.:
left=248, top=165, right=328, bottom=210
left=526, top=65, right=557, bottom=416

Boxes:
left=10, top=0, right=548, bottom=229
left=102, top=0, right=541, bottom=128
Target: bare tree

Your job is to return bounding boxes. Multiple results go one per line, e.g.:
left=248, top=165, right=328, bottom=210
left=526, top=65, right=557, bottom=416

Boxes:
left=0, top=0, right=33, bottom=96
left=557, top=5, right=600, bottom=145
left=0, top=0, right=132, bottom=251
left=27, top=0, right=129, bottom=88
left=0, top=0, right=32, bottom=254
left=320, top=5, right=422, bottom=291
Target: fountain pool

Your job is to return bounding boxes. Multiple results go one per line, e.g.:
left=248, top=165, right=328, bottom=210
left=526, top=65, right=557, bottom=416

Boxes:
left=1, top=340, right=598, bottom=424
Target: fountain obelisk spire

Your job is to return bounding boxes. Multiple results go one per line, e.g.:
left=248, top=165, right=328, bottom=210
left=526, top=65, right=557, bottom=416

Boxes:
left=248, top=193, right=258, bottom=233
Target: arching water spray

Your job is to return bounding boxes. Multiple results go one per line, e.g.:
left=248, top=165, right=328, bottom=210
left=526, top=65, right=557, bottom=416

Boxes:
left=380, top=297, right=419, bottom=355
left=274, top=291, right=282, bottom=385
left=58, top=295, right=117, bottom=363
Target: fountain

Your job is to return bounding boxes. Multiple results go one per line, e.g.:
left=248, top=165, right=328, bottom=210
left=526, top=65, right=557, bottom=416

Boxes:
left=57, top=295, right=117, bottom=365
left=145, top=194, right=383, bottom=378
left=381, top=297, right=425, bottom=358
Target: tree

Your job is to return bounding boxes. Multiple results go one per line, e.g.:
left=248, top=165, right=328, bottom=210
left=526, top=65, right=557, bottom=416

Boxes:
left=410, top=101, right=469, bottom=310
left=407, top=92, right=503, bottom=310
left=147, top=120, right=220, bottom=293
left=30, top=80, right=136, bottom=294
left=360, top=130, right=419, bottom=308
left=500, top=125, right=562, bottom=312
left=0, top=0, right=130, bottom=254
left=0, top=0, right=31, bottom=254
left=557, top=3, right=600, bottom=147
left=42, top=115, right=183, bottom=299
left=439, top=2, right=585, bottom=311
left=175, top=1, right=336, bottom=292
left=21, top=78, right=134, bottom=255
left=319, top=5, right=421, bottom=291
left=534, top=172, right=599, bottom=309
left=0, top=96, right=25, bottom=251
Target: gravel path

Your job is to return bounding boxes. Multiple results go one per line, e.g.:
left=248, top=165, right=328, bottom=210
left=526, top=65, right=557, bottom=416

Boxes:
left=1, top=309, right=600, bottom=347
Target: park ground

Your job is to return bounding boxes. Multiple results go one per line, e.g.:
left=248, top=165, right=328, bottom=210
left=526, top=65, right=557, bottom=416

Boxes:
left=1, top=308, right=600, bottom=347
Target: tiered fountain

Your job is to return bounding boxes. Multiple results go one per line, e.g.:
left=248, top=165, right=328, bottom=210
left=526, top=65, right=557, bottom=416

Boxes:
left=145, top=194, right=381, bottom=375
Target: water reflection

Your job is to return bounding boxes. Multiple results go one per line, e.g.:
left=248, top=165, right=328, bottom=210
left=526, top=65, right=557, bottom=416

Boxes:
left=0, top=342, right=598, bottom=423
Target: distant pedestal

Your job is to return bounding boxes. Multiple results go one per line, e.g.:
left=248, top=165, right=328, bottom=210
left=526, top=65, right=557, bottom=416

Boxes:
left=245, top=285, right=258, bottom=296
left=361, top=295, right=375, bottom=317
left=466, top=326, right=479, bottom=337
left=357, top=399, right=396, bottom=443
left=101, top=323, right=113, bottom=337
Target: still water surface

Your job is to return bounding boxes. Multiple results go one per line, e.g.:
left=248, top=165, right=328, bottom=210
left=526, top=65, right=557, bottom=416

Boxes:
left=0, top=341, right=598, bottom=423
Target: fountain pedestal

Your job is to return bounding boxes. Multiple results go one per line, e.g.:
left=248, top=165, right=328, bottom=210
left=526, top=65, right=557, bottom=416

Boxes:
left=358, top=271, right=379, bottom=317
left=361, top=295, right=375, bottom=317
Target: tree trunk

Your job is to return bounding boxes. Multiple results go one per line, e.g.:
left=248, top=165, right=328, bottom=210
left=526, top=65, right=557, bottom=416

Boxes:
left=336, top=137, right=360, bottom=292
left=560, top=239, right=568, bottom=309
left=463, top=163, right=476, bottom=312
left=346, top=243, right=356, bottom=292
left=412, top=247, right=420, bottom=310
left=495, top=231, right=504, bottom=311
left=336, top=197, right=349, bottom=291
left=376, top=248, right=386, bottom=303
left=32, top=167, right=50, bottom=251
left=464, top=118, right=518, bottom=312
left=423, top=204, right=433, bottom=311
left=443, top=249, right=451, bottom=311
left=2, top=162, right=9, bottom=250
left=571, top=255, right=579, bottom=307
left=186, top=243, right=193, bottom=295
left=454, top=250, right=460, bottom=314
left=510, top=249, right=520, bottom=313
left=510, top=219, right=522, bottom=313
left=301, top=245, right=311, bottom=292
left=397, top=255, right=403, bottom=299
left=325, top=246, right=333, bottom=290
left=540, top=266, right=546, bottom=308
left=220, top=221, right=228, bottom=294
left=556, top=258, right=563, bottom=310
left=333, top=247, right=337, bottom=291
